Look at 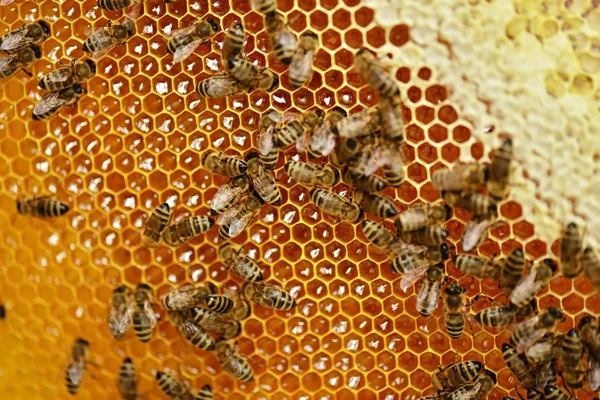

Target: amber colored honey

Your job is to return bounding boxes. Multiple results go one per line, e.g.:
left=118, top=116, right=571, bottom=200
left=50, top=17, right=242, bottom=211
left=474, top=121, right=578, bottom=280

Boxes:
left=0, top=0, right=595, bottom=399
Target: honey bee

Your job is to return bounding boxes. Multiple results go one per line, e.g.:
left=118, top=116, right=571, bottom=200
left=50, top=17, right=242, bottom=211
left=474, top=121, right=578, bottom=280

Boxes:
left=210, top=176, right=251, bottom=216
left=500, top=248, right=526, bottom=296
left=289, top=31, right=318, bottom=88
left=454, top=254, right=501, bottom=280
left=0, top=21, right=50, bottom=53
left=395, top=203, right=452, bottom=232
left=201, top=151, right=248, bottom=177
left=399, top=226, right=449, bottom=247
left=222, top=22, right=245, bottom=66
left=432, top=164, right=489, bottom=192
left=65, top=338, right=92, bottom=395
left=417, top=263, right=445, bottom=316
left=167, top=18, right=219, bottom=63
left=579, top=315, right=600, bottom=360
left=509, top=258, right=557, bottom=308
left=277, top=109, right=324, bottom=148
left=342, top=168, right=387, bottom=193
left=560, top=222, right=583, bottom=279
left=169, top=309, right=216, bottom=350
left=219, top=243, right=264, bottom=283
left=379, top=96, right=404, bottom=143
left=354, top=48, right=400, bottom=98
left=310, top=188, right=363, bottom=223
left=33, top=84, right=85, bottom=120
left=162, top=216, right=215, bottom=246
left=245, top=153, right=282, bottom=205
left=131, top=283, right=157, bottom=343
left=16, top=195, right=69, bottom=218
left=475, top=301, right=536, bottom=328
left=142, top=202, right=172, bottom=247
left=207, top=289, right=251, bottom=320
left=197, top=73, right=249, bottom=97
left=361, top=219, right=397, bottom=250
left=461, top=217, right=494, bottom=253
left=161, top=283, right=217, bottom=311
left=190, top=307, right=241, bottom=339
left=335, top=108, right=381, bottom=139
left=431, top=360, right=484, bottom=390
left=522, top=334, right=558, bottom=364
left=446, top=370, right=496, bottom=400
left=561, top=328, right=582, bottom=369
left=243, top=282, right=296, bottom=310
left=354, top=190, right=397, bottom=218
left=543, top=385, right=574, bottom=400
left=502, top=343, right=536, bottom=388
left=206, top=294, right=234, bottom=314
left=38, top=58, right=96, bottom=92
left=0, top=43, right=40, bottom=79
left=509, top=307, right=564, bottom=352
left=117, top=357, right=142, bottom=400
left=443, top=283, right=471, bottom=338
left=265, top=12, right=296, bottom=65
left=155, top=372, right=195, bottom=400
left=217, top=192, right=264, bottom=239
left=108, top=285, right=132, bottom=341
left=257, top=110, right=281, bottom=169
left=253, top=0, right=276, bottom=14
left=442, top=190, right=497, bottom=217
left=581, top=247, right=600, bottom=294
left=284, top=161, right=339, bottom=187
left=487, top=138, right=512, bottom=200
left=381, top=145, right=405, bottom=187
left=82, top=19, right=136, bottom=59
left=331, top=138, right=361, bottom=167
left=391, top=244, right=449, bottom=275
left=306, top=107, right=346, bottom=158
left=227, top=58, right=279, bottom=92
left=535, top=359, right=558, bottom=390
left=215, top=340, right=254, bottom=382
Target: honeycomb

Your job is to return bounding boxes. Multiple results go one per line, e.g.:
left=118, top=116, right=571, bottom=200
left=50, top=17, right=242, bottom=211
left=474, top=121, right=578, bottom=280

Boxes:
left=0, top=0, right=598, bottom=399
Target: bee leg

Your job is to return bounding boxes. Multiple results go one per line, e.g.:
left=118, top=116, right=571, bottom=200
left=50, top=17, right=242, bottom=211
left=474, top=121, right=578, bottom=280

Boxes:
left=21, top=68, right=32, bottom=77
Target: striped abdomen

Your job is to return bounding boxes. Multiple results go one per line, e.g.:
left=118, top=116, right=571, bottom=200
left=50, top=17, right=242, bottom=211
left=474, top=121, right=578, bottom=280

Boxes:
left=277, top=120, right=304, bottom=147
left=206, top=295, right=234, bottom=314
left=98, top=0, right=134, bottom=11
left=17, top=198, right=69, bottom=218
left=445, top=312, right=464, bottom=338
left=132, top=309, right=153, bottom=342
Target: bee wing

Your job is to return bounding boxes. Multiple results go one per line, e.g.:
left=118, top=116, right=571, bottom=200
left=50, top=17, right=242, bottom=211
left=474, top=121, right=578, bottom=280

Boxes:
left=165, top=24, right=198, bottom=38
left=228, top=211, right=255, bottom=238
left=417, top=278, right=441, bottom=307
left=251, top=167, right=279, bottom=203
left=212, top=180, right=247, bottom=212
left=462, top=219, right=492, bottom=252
left=400, top=265, right=428, bottom=292
left=172, top=41, right=201, bottom=64
left=258, top=126, right=275, bottom=155
left=363, top=147, right=387, bottom=176
left=217, top=198, right=246, bottom=226
left=588, top=354, right=600, bottom=391
left=125, top=1, right=143, bottom=19
left=0, top=0, right=15, bottom=5
left=67, top=362, right=84, bottom=385
left=33, top=92, right=67, bottom=116
left=144, top=300, right=158, bottom=328
left=0, top=29, right=29, bottom=52
left=290, top=48, right=314, bottom=78
left=109, top=302, right=132, bottom=336
left=295, top=129, right=312, bottom=152
left=309, top=122, right=336, bottom=156
left=43, top=67, right=73, bottom=86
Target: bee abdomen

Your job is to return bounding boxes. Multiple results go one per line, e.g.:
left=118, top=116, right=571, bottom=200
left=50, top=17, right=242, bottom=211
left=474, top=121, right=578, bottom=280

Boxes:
left=275, top=292, right=296, bottom=309
left=445, top=313, right=464, bottom=338
left=98, top=0, right=132, bottom=11
left=277, top=121, right=304, bottom=147
left=206, top=295, right=234, bottom=314
left=237, top=361, right=254, bottom=381
left=189, top=329, right=215, bottom=350
left=132, top=313, right=153, bottom=342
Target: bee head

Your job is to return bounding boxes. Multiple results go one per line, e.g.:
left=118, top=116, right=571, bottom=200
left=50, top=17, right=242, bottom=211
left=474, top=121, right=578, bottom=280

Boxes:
left=566, top=328, right=579, bottom=338
left=155, top=371, right=166, bottom=380
left=356, top=48, right=369, bottom=57
left=114, top=285, right=128, bottom=293
left=245, top=151, right=260, bottom=162
left=444, top=283, right=463, bottom=296
left=232, top=22, right=244, bottom=31
left=511, top=247, right=523, bottom=258
left=501, top=343, right=512, bottom=352
left=206, top=17, right=219, bottom=33
left=136, top=283, right=152, bottom=292
left=201, top=384, right=213, bottom=394
left=579, top=315, right=596, bottom=330
left=301, top=31, right=319, bottom=40
left=543, top=386, right=557, bottom=397
left=439, top=243, right=450, bottom=261
left=567, top=221, right=578, bottom=230
left=331, top=106, right=347, bottom=117
left=547, top=307, right=564, bottom=321
left=84, top=59, right=97, bottom=75
left=158, top=202, right=170, bottom=212
left=123, top=357, right=132, bottom=364
left=542, top=258, right=558, bottom=273
left=30, top=44, right=42, bottom=59
left=38, top=20, right=51, bottom=36
left=72, top=84, right=84, bottom=94
left=76, top=338, right=90, bottom=347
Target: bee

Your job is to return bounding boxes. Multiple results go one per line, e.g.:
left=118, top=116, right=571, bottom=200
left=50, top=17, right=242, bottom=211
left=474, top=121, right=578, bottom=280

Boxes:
left=461, top=217, right=495, bottom=252
left=38, top=58, right=96, bottom=92
left=342, top=168, right=387, bottom=193
left=210, top=175, right=251, bottom=216
left=117, top=357, right=142, bottom=400
left=222, top=22, right=245, bottom=66
left=142, top=202, right=172, bottom=247
left=277, top=109, right=324, bottom=148
left=197, top=73, right=249, bottom=97
left=265, top=12, right=297, bottom=65
left=253, top=0, right=276, bottom=14
left=201, top=151, right=248, bottom=177
left=582, top=247, right=600, bottom=294
left=560, top=328, right=582, bottom=369
left=502, top=343, right=536, bottom=388
left=245, top=153, right=282, bottom=205
left=524, top=334, right=558, bottom=364
left=446, top=370, right=496, bottom=400
left=243, top=282, right=296, bottom=310
left=543, top=385, right=574, bottom=400
left=33, top=84, right=85, bottom=120
left=131, top=284, right=157, bottom=343
left=161, top=283, right=217, bottom=311
left=162, top=216, right=215, bottom=246
left=217, top=192, right=264, bottom=239
left=535, top=359, right=558, bottom=390
left=227, top=58, right=279, bottom=92
left=354, top=190, right=396, bottom=218
left=443, top=283, right=471, bottom=338
left=454, top=254, right=501, bottom=280
left=335, top=108, right=381, bottom=139
left=190, top=307, right=241, bottom=339
left=442, top=190, right=497, bottom=217
left=108, top=285, right=132, bottom=341
left=391, top=244, right=450, bottom=274
left=289, top=31, right=318, bottom=88
left=0, top=304, right=5, bottom=320
left=354, top=48, right=400, bottom=98
left=215, top=340, right=254, bottom=382
left=379, top=96, right=404, bottom=143
left=0, top=43, right=41, bottom=79
left=560, top=222, right=583, bottom=279
left=310, top=188, right=363, bottom=223
left=431, top=360, right=484, bottom=390
left=579, top=315, right=600, bottom=360
left=206, top=294, right=234, bottom=314
left=487, top=138, right=512, bottom=200
left=0, top=20, right=50, bottom=53
left=331, top=138, right=361, bottom=167
left=395, top=203, right=452, bottom=232
left=195, top=385, right=213, bottom=400
left=399, top=226, right=449, bottom=247
left=417, top=263, right=445, bottom=316
left=500, top=248, right=526, bottom=296
left=82, top=19, right=136, bottom=59
left=207, top=290, right=251, bottom=320
left=475, top=300, right=536, bottom=328
left=155, top=372, right=195, bottom=400
left=509, top=258, right=557, bottom=308
left=307, top=107, right=346, bottom=158
left=432, top=164, right=489, bottom=192
left=257, top=110, right=281, bottom=169
left=219, top=243, right=264, bottom=282
left=361, top=219, right=397, bottom=250
left=169, top=309, right=215, bottom=350
left=65, top=338, right=92, bottom=395
left=16, top=195, right=69, bottom=218
left=381, top=145, right=405, bottom=187
left=167, top=18, right=219, bottom=63
left=284, top=161, right=339, bottom=187
left=509, top=307, right=564, bottom=352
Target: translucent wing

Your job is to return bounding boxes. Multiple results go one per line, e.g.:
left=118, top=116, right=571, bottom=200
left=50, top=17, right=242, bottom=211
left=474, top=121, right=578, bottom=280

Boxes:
left=363, top=147, right=387, bottom=176
left=85, top=29, right=118, bottom=59
left=589, top=355, right=600, bottom=391
left=309, top=121, right=336, bottom=157
left=108, top=301, right=132, bottom=337
left=33, top=92, right=67, bottom=116
left=417, top=279, right=441, bottom=308
left=173, top=41, right=201, bottom=63
left=387, top=239, right=427, bottom=258
left=510, top=268, right=539, bottom=304
left=212, top=180, right=247, bottom=212
left=165, top=24, right=198, bottom=38
left=290, top=49, right=314, bottom=80
left=295, top=129, right=312, bottom=152
left=44, top=67, right=73, bottom=85
left=462, top=219, right=492, bottom=252
left=0, top=0, right=15, bottom=5
left=228, top=211, right=255, bottom=238
left=400, top=265, right=428, bottom=292
left=125, top=1, right=143, bottom=19
left=0, top=54, right=17, bottom=74
left=67, top=362, right=84, bottom=385
left=0, top=29, right=29, bottom=52
left=258, top=126, right=275, bottom=155
left=143, top=300, right=158, bottom=328
left=251, top=167, right=278, bottom=203
left=217, top=198, right=246, bottom=226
